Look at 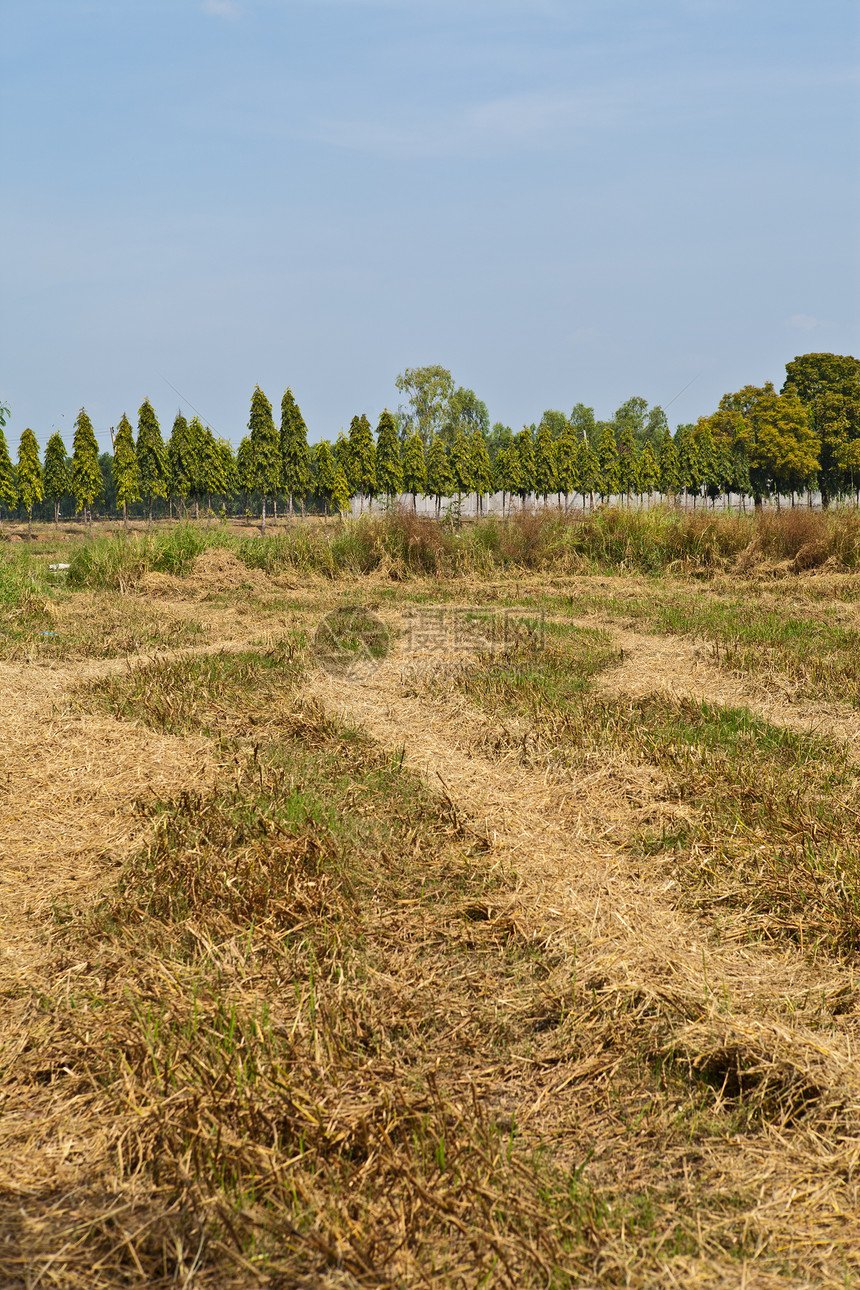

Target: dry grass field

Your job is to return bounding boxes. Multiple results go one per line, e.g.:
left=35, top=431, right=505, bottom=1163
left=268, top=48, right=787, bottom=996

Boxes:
left=2, top=508, right=860, bottom=1288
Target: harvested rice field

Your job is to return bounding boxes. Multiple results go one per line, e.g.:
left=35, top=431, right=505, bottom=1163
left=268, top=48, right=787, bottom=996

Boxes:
left=3, top=509, right=860, bottom=1289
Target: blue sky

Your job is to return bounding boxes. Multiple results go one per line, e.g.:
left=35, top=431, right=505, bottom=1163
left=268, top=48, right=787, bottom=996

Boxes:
left=2, top=0, right=858, bottom=453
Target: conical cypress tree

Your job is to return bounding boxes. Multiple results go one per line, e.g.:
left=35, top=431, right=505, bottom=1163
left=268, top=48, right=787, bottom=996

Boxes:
left=348, top=415, right=376, bottom=511
left=675, top=424, right=700, bottom=507
left=576, top=438, right=601, bottom=510
left=72, top=408, right=103, bottom=534
left=494, top=444, right=521, bottom=517
left=375, top=410, right=403, bottom=506
left=596, top=423, right=619, bottom=502
left=514, top=427, right=535, bottom=507
left=331, top=464, right=352, bottom=517
left=112, top=413, right=140, bottom=531
left=658, top=427, right=680, bottom=501
left=425, top=434, right=451, bottom=519
left=470, top=428, right=492, bottom=515
left=281, top=389, right=311, bottom=517
left=136, top=399, right=167, bottom=526
left=533, top=419, right=557, bottom=506
left=639, top=439, right=659, bottom=500
left=0, top=425, right=17, bottom=529
left=43, top=432, right=70, bottom=525
left=198, top=426, right=228, bottom=525
left=314, top=441, right=336, bottom=516
left=449, top=426, right=473, bottom=515
left=17, top=429, right=43, bottom=538
left=167, top=412, right=194, bottom=517
left=247, top=385, right=281, bottom=531
left=188, top=416, right=207, bottom=520
left=555, top=421, right=578, bottom=509
left=616, top=422, right=640, bottom=504
left=401, top=430, right=426, bottom=511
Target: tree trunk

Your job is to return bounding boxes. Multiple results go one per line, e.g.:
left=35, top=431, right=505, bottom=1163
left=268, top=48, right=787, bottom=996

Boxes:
left=123, top=499, right=128, bottom=533
left=27, top=507, right=32, bottom=539
left=261, top=494, right=267, bottom=532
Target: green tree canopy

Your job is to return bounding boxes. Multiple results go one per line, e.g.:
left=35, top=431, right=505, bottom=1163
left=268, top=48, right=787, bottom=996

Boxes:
left=395, top=365, right=454, bottom=448
left=783, top=353, right=860, bottom=505
left=555, top=420, right=578, bottom=507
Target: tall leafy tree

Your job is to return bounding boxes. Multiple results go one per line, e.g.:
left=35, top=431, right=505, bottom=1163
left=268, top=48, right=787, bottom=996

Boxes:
left=555, top=420, right=578, bottom=510
left=449, top=425, right=473, bottom=517
left=72, top=408, right=103, bottom=533
left=783, top=353, right=860, bottom=506
left=658, top=427, right=680, bottom=501
left=575, top=438, right=600, bottom=510
left=112, top=413, right=140, bottom=531
left=470, top=427, right=493, bottom=515
left=533, top=417, right=557, bottom=506
left=570, top=403, right=597, bottom=449
left=348, top=414, right=376, bottom=511
left=187, top=416, right=207, bottom=519
left=167, top=412, right=195, bottom=518
left=639, top=438, right=659, bottom=500
left=494, top=443, right=520, bottom=516
left=674, top=424, right=700, bottom=506
left=401, top=429, right=426, bottom=511
left=247, top=385, right=281, bottom=531
left=314, top=440, right=337, bottom=516
left=425, top=434, right=451, bottom=519
left=0, top=420, right=16, bottom=529
left=596, top=423, right=619, bottom=502
left=395, top=365, right=454, bottom=448
left=43, top=431, right=70, bottom=525
left=331, top=464, right=352, bottom=517
left=198, top=426, right=229, bottom=524
left=136, top=399, right=167, bottom=526
left=616, top=421, right=640, bottom=504
left=514, top=427, right=535, bottom=507
left=334, top=431, right=354, bottom=495
left=280, top=388, right=311, bottom=516
left=17, top=429, right=43, bottom=538
left=375, top=410, right=403, bottom=506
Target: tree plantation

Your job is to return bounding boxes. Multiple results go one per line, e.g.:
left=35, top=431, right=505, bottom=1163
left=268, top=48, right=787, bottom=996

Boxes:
left=1, top=353, right=859, bottom=528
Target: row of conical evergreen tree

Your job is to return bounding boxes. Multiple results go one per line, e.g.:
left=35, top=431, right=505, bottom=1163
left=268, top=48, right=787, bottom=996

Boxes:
left=5, top=353, right=859, bottom=529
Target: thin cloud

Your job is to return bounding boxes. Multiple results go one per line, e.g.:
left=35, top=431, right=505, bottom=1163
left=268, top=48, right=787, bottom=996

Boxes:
left=313, top=87, right=637, bottom=159
left=201, top=0, right=241, bottom=18
left=786, top=313, right=829, bottom=332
